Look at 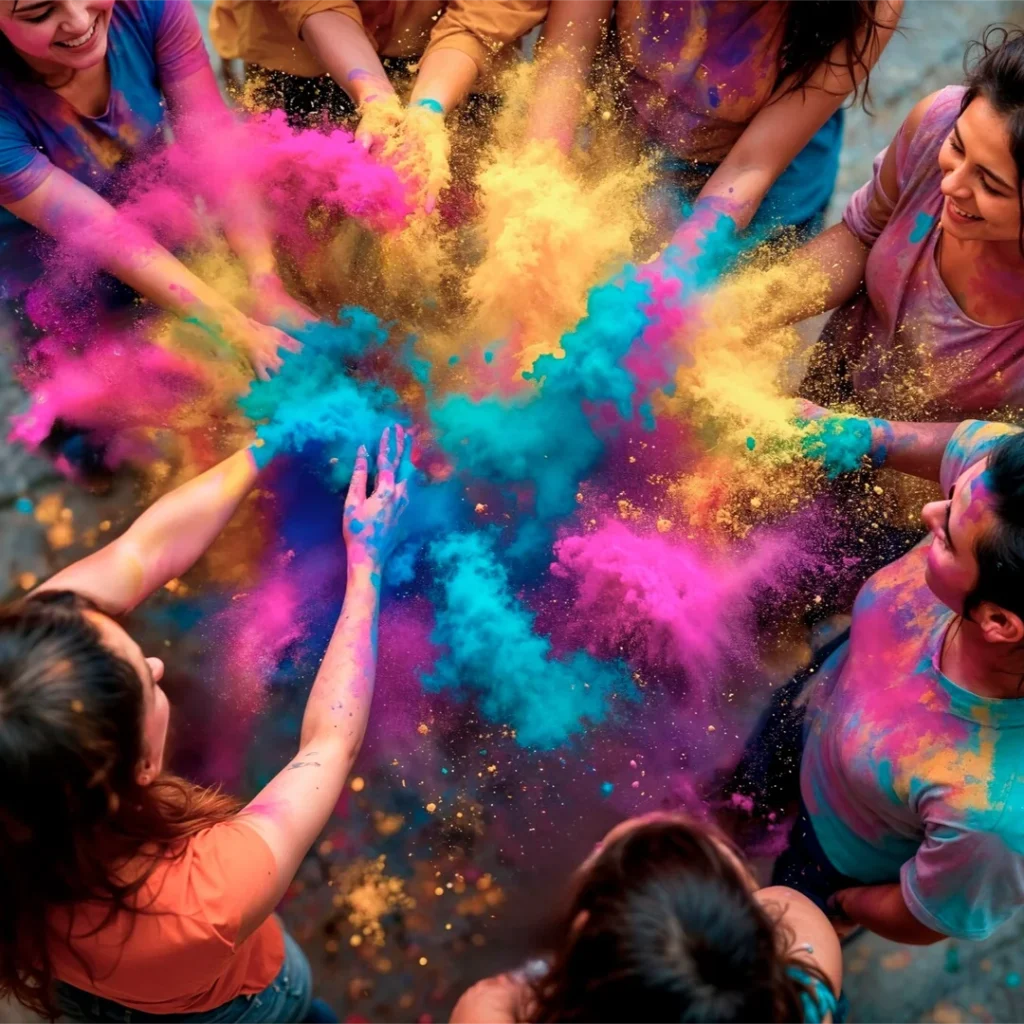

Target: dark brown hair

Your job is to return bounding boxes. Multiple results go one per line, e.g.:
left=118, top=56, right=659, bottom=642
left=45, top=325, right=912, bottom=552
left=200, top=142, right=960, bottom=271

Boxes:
left=961, top=26, right=1024, bottom=256
left=530, top=817, right=831, bottom=1023
left=776, top=1, right=891, bottom=111
left=0, top=591, right=238, bottom=1020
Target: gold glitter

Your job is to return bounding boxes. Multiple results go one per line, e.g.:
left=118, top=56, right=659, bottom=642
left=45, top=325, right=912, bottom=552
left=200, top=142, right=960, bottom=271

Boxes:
left=349, top=934, right=362, bottom=947
left=655, top=517, right=673, bottom=533
left=425, top=802, right=437, bottom=813
left=330, top=855, right=414, bottom=947
left=350, top=777, right=365, bottom=792
left=417, top=723, right=429, bottom=735
left=17, top=572, right=37, bottom=591
left=418, top=957, right=428, bottom=966
left=474, top=503, right=487, bottom=513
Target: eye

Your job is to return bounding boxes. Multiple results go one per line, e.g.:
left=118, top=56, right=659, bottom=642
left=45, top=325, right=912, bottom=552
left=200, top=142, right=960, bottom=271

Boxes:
left=979, top=175, right=1008, bottom=198
left=948, top=134, right=964, bottom=155
left=22, top=6, right=54, bottom=22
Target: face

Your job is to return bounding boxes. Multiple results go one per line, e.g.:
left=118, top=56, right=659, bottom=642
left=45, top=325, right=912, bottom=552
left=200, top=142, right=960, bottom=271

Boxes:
left=84, top=610, right=169, bottom=786
left=0, top=0, right=114, bottom=73
left=921, top=459, right=997, bottom=613
left=937, top=96, right=1022, bottom=245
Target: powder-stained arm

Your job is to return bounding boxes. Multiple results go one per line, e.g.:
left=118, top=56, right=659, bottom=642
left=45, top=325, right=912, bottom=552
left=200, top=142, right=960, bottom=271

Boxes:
left=526, top=0, right=612, bottom=153
left=3, top=170, right=298, bottom=381
left=831, top=883, right=946, bottom=945
left=677, top=0, right=902, bottom=240
left=234, top=426, right=412, bottom=941
left=34, top=447, right=265, bottom=615
left=161, top=62, right=315, bottom=332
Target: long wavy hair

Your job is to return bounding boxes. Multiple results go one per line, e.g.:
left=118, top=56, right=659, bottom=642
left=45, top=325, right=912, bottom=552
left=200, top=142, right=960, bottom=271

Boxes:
left=530, top=817, right=832, bottom=1023
left=776, top=0, right=891, bottom=110
left=0, top=591, right=239, bottom=1020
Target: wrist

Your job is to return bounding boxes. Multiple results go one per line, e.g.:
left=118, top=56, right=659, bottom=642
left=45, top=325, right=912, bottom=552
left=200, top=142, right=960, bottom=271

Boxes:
left=412, top=97, right=445, bottom=115
left=347, top=553, right=382, bottom=584
left=867, top=417, right=894, bottom=469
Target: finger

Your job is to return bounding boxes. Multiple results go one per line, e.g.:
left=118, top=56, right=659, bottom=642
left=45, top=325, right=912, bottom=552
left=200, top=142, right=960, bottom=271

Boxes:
left=255, top=362, right=270, bottom=383
left=346, top=444, right=369, bottom=506
left=280, top=333, right=303, bottom=354
left=424, top=192, right=436, bottom=216
left=396, top=430, right=416, bottom=485
left=376, top=425, right=396, bottom=491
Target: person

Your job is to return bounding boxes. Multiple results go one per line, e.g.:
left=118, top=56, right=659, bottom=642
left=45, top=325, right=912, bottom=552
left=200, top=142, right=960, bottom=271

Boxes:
left=753, top=413, right=1024, bottom=945
left=749, top=27, right=1024, bottom=421
left=0, top=0, right=307, bottom=379
left=0, top=423, right=412, bottom=1021
left=210, top=0, right=548, bottom=200
left=526, top=0, right=901, bottom=247
left=451, top=813, right=842, bottom=1023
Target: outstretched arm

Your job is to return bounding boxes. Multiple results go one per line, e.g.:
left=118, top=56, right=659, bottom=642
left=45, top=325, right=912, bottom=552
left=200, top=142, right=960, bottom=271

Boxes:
left=678, top=0, right=902, bottom=236
left=35, top=447, right=264, bottom=615
left=235, top=425, right=412, bottom=940
left=527, top=0, right=612, bottom=152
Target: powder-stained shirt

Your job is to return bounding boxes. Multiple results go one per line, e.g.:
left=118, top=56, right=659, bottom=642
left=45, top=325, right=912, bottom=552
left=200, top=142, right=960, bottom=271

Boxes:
left=801, top=420, right=1024, bottom=940
left=48, top=819, right=285, bottom=1014
left=822, top=86, right=1024, bottom=420
left=615, top=1, right=788, bottom=164
left=209, top=1, right=548, bottom=80
left=0, top=0, right=209, bottom=298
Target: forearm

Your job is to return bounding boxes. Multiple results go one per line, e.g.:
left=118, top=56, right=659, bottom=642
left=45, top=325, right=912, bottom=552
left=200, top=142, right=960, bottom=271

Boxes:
left=119, top=448, right=262, bottom=595
left=836, top=884, right=946, bottom=945
left=410, top=48, right=479, bottom=113
left=865, top=420, right=958, bottom=480
left=707, top=222, right=870, bottom=332
left=299, top=561, right=381, bottom=755
left=301, top=10, right=395, bottom=104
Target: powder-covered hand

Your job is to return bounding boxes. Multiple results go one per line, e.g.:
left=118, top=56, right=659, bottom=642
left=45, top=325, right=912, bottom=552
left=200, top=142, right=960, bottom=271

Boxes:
left=249, top=272, right=317, bottom=333
left=231, top=316, right=303, bottom=382
left=355, top=91, right=405, bottom=156
left=344, top=424, right=413, bottom=572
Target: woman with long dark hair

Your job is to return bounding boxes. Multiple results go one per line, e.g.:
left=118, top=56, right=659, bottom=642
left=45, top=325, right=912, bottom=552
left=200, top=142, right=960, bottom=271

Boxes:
left=722, top=27, right=1024, bottom=420
left=451, top=814, right=842, bottom=1023
left=526, top=0, right=901, bottom=245
left=0, top=425, right=411, bottom=1022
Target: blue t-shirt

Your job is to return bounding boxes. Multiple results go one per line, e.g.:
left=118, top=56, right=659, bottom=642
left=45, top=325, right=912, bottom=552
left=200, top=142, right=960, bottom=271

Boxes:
left=0, top=0, right=208, bottom=298
left=802, top=420, right=1024, bottom=941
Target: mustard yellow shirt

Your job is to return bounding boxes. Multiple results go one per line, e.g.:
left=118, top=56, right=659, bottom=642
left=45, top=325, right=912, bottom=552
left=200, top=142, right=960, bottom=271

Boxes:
left=210, top=0, right=547, bottom=80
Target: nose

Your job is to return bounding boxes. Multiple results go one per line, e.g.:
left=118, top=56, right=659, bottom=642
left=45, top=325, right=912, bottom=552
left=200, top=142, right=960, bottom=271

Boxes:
left=146, top=656, right=165, bottom=683
left=940, top=162, right=972, bottom=199
left=921, top=500, right=944, bottom=535
left=59, top=2, right=93, bottom=33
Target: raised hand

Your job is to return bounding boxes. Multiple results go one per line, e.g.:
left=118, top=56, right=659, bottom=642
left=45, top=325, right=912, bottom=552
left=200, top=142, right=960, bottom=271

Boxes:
left=344, top=424, right=412, bottom=571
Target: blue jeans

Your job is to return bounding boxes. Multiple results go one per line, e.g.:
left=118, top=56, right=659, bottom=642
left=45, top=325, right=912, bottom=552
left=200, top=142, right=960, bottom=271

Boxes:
left=55, top=929, right=328, bottom=1023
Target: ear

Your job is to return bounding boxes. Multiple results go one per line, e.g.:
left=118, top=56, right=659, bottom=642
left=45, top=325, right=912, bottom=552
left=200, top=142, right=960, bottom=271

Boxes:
left=976, top=602, right=1024, bottom=645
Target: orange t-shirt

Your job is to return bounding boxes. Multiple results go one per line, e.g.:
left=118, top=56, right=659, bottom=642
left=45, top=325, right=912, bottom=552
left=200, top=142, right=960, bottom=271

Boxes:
left=48, top=820, right=285, bottom=1015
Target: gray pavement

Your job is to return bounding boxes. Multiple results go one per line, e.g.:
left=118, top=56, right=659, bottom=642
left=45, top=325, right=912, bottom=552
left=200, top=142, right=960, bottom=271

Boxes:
left=2, top=2, right=1024, bottom=1020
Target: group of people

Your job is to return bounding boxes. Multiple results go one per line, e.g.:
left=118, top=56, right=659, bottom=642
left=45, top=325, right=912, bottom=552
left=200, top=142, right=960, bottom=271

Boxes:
left=3, top=1, right=1024, bottom=1022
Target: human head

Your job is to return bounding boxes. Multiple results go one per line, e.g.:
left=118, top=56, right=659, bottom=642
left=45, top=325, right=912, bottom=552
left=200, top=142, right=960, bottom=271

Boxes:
left=938, top=28, right=1024, bottom=251
left=0, top=0, right=114, bottom=77
left=922, top=432, right=1024, bottom=645
left=530, top=814, right=821, bottom=1023
left=0, top=590, right=226, bottom=1019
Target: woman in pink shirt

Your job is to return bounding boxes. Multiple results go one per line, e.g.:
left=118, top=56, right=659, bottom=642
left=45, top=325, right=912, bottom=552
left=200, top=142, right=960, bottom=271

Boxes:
left=0, top=426, right=411, bottom=1022
left=784, top=28, right=1024, bottom=420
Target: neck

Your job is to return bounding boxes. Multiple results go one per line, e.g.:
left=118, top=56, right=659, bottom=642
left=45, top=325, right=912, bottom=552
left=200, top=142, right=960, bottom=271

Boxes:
left=942, top=616, right=1024, bottom=698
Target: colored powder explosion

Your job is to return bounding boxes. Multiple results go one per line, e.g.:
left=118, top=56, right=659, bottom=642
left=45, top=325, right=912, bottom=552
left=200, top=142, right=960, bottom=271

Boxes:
left=6, top=73, right=899, bottom=1014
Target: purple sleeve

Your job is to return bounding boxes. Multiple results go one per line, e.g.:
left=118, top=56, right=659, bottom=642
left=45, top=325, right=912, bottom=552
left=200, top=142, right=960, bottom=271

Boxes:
left=0, top=112, right=54, bottom=204
left=155, top=0, right=211, bottom=83
left=901, top=827, right=1024, bottom=940
left=841, top=147, right=897, bottom=246
left=939, top=421, right=1021, bottom=495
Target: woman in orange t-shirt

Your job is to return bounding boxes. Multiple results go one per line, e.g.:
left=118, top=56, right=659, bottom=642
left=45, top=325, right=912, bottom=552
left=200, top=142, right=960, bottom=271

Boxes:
left=0, top=426, right=412, bottom=1023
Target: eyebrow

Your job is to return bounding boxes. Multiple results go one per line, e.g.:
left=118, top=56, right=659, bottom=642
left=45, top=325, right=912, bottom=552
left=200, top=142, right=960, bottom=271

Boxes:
left=955, top=126, right=1016, bottom=192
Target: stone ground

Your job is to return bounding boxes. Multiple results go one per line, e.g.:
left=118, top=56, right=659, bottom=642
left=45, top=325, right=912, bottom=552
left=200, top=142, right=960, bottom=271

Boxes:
left=2, top=2, right=1024, bottom=1020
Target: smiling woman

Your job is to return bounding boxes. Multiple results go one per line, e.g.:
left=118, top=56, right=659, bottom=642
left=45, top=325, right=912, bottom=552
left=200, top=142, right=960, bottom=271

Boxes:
left=0, top=0, right=310, bottom=397
left=707, top=27, right=1024, bottom=422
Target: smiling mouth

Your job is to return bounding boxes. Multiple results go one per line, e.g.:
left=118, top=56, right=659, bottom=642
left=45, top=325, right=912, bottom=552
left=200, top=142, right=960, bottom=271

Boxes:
left=948, top=198, right=983, bottom=222
left=55, top=17, right=98, bottom=49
